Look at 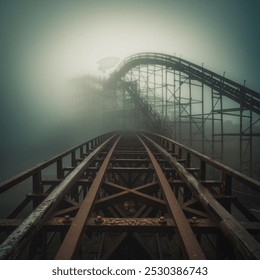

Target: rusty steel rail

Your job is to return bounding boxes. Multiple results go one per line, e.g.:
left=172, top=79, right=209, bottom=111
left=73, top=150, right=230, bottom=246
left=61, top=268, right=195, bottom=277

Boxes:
left=0, top=133, right=119, bottom=260
left=0, top=131, right=259, bottom=259
left=113, top=52, right=260, bottom=114
left=142, top=133, right=260, bottom=259
left=137, top=135, right=205, bottom=259
left=55, top=134, right=122, bottom=259
left=149, top=132, right=260, bottom=193
left=0, top=132, right=113, bottom=194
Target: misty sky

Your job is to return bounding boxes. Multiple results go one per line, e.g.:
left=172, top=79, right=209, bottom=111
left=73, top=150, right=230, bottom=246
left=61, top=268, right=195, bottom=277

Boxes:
left=0, top=0, right=260, bottom=180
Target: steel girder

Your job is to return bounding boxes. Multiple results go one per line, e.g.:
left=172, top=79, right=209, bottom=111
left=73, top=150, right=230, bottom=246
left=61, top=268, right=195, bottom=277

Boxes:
left=112, top=52, right=260, bottom=114
left=0, top=132, right=259, bottom=260
left=105, top=52, right=260, bottom=178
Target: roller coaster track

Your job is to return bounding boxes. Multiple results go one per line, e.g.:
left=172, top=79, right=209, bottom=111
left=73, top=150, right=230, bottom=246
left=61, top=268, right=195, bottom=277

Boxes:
left=111, top=52, right=260, bottom=114
left=0, top=132, right=259, bottom=259
left=0, top=53, right=259, bottom=260
left=105, top=52, right=260, bottom=177
left=121, top=81, right=166, bottom=134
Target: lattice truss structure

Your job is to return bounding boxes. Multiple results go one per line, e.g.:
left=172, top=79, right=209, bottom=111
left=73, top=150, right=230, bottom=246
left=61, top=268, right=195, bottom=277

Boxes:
left=1, top=53, right=259, bottom=261
left=106, top=53, right=260, bottom=179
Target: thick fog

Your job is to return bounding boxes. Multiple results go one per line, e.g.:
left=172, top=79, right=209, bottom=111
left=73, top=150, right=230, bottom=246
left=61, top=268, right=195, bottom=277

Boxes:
left=1, top=0, right=260, bottom=182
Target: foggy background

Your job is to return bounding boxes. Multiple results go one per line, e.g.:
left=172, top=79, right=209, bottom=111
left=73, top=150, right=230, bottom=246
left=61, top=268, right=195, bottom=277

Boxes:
left=0, top=0, right=260, bottom=182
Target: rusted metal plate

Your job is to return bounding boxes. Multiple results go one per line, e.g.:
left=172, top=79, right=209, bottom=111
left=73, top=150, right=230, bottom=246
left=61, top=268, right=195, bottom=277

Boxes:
left=4, top=218, right=260, bottom=234
left=85, top=217, right=218, bottom=233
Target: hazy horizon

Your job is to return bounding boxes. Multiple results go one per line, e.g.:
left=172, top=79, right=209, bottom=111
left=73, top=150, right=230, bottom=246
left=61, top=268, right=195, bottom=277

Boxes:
left=0, top=0, right=260, bottom=180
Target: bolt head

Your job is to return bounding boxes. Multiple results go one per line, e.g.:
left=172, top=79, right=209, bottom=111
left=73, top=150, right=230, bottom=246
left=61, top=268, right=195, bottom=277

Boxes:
left=95, top=215, right=103, bottom=224
left=191, top=216, right=198, bottom=224
left=158, top=216, right=167, bottom=224
left=63, top=215, right=70, bottom=224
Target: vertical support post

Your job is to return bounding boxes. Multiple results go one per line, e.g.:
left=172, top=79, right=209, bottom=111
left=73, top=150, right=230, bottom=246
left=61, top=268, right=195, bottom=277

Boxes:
left=189, top=73, right=192, bottom=147
left=161, top=65, right=164, bottom=117
left=201, top=74, right=205, bottom=154
left=200, top=160, right=206, bottom=181
left=222, top=173, right=232, bottom=196
left=178, top=147, right=182, bottom=159
left=166, top=139, right=170, bottom=151
left=171, top=142, right=176, bottom=156
left=239, top=92, right=243, bottom=173
left=71, top=150, right=79, bottom=201
left=178, top=70, right=182, bottom=142
left=91, top=139, right=95, bottom=150
left=249, top=109, right=253, bottom=177
left=219, top=78, right=224, bottom=163
left=221, top=173, right=232, bottom=212
left=86, top=142, right=90, bottom=154
left=123, top=87, right=126, bottom=128
left=154, top=65, right=156, bottom=113
left=186, top=152, right=191, bottom=168
left=71, top=150, right=76, bottom=167
left=57, top=159, right=63, bottom=179
left=80, top=146, right=84, bottom=159
left=165, top=66, right=168, bottom=118
left=147, top=64, right=149, bottom=102
left=173, top=69, right=177, bottom=140
left=211, top=85, right=215, bottom=159
left=32, top=170, right=43, bottom=209
left=211, top=82, right=223, bottom=162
